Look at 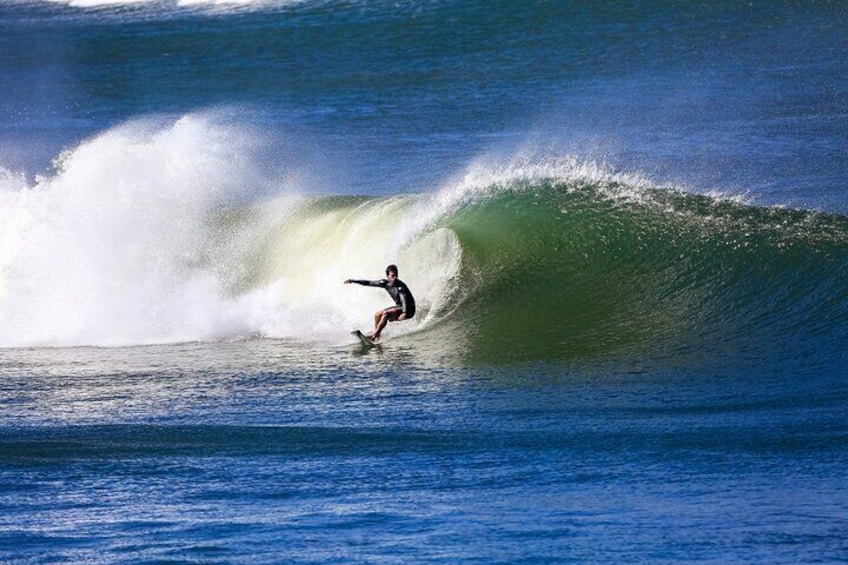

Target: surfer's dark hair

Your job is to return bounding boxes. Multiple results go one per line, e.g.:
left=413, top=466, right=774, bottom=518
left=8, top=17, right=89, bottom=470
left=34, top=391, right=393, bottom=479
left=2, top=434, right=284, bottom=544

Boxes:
left=386, top=264, right=398, bottom=275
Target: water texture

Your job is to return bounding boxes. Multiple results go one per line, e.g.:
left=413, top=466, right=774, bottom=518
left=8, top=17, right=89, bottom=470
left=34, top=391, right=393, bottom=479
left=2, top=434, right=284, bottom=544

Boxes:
left=1, top=1, right=846, bottom=563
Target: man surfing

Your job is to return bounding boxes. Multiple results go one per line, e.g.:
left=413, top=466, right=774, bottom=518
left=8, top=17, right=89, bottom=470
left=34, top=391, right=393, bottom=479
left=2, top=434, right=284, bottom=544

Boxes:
left=344, top=264, right=415, bottom=341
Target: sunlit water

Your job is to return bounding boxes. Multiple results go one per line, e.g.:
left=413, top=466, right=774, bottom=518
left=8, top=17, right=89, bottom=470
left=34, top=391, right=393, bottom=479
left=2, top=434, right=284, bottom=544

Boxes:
left=2, top=0, right=847, bottom=562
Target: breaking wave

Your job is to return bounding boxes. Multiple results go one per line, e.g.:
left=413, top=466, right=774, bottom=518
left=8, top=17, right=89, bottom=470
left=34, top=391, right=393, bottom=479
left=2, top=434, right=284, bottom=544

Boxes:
left=1, top=114, right=846, bottom=365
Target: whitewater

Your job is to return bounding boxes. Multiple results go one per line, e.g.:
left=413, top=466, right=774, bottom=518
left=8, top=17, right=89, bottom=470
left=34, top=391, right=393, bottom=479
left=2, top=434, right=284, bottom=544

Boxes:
left=0, top=114, right=455, bottom=346
left=0, top=112, right=656, bottom=349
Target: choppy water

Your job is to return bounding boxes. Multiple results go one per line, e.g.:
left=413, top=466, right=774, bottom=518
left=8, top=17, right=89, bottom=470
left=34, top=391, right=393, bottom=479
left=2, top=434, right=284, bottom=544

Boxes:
left=1, top=1, right=847, bottom=563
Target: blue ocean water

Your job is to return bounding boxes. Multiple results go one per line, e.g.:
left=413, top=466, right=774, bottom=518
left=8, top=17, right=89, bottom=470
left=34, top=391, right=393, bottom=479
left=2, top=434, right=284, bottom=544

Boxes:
left=1, top=1, right=847, bottom=563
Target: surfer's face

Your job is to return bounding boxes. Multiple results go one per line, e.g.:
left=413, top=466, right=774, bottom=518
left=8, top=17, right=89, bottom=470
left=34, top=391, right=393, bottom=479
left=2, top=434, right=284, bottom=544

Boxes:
left=386, top=271, right=397, bottom=283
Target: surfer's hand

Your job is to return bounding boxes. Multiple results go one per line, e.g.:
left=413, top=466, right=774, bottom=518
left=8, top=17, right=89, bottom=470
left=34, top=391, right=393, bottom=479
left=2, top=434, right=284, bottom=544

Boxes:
left=344, top=279, right=351, bottom=284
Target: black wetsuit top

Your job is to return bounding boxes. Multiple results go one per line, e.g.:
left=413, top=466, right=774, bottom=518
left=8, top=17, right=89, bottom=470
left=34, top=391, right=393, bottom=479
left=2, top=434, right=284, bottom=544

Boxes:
left=350, top=278, right=416, bottom=318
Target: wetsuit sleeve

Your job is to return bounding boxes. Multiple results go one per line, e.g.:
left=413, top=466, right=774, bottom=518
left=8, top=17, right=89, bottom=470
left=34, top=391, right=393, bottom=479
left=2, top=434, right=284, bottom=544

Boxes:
left=349, top=279, right=387, bottom=288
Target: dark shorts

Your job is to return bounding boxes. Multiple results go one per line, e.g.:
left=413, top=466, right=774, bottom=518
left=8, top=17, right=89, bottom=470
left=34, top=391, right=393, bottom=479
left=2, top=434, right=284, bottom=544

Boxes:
left=384, top=306, right=414, bottom=321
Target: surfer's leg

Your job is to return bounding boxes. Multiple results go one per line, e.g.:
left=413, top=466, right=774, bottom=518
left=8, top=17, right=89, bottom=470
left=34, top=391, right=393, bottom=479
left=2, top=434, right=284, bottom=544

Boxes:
left=371, top=308, right=401, bottom=339
left=371, top=311, right=390, bottom=339
left=368, top=309, right=385, bottom=339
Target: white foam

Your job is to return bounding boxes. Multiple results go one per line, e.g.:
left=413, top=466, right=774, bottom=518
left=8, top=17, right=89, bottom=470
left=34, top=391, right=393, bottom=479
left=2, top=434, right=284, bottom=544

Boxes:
left=0, top=114, right=463, bottom=347
left=0, top=114, right=269, bottom=346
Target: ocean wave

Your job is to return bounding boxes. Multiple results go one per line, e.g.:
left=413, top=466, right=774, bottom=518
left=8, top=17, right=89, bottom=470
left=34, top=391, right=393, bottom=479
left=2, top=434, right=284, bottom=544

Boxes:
left=1, top=114, right=846, bottom=363
left=434, top=174, right=848, bottom=363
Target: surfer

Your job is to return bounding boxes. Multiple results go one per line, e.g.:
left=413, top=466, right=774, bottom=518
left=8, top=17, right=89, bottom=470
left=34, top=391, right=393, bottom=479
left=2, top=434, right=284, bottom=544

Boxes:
left=344, top=264, right=415, bottom=341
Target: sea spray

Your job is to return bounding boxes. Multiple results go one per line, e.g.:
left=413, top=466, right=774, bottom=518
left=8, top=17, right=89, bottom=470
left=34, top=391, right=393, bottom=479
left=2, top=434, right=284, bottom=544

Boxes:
left=0, top=115, right=283, bottom=346
left=0, top=115, right=464, bottom=347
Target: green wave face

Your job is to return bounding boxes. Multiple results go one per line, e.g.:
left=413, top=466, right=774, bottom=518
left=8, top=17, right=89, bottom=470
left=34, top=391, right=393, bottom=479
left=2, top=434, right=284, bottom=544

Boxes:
left=434, top=180, right=848, bottom=365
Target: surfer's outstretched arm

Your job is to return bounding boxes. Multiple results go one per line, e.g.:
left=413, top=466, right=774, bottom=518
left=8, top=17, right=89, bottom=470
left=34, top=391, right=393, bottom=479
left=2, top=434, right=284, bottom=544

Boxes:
left=344, top=279, right=386, bottom=287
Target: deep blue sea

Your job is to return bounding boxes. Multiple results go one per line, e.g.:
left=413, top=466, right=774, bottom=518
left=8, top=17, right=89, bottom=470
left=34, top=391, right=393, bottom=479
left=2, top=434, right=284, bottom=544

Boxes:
left=1, top=1, right=847, bottom=563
